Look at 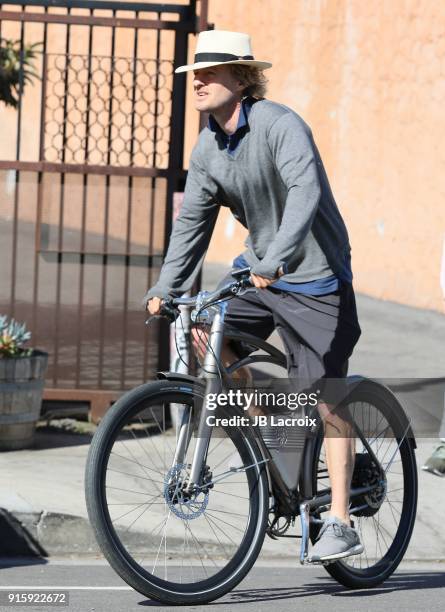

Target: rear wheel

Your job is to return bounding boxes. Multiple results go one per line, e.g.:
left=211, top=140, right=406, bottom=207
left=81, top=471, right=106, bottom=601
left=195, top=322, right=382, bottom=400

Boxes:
left=310, top=380, right=417, bottom=588
left=85, top=380, right=269, bottom=605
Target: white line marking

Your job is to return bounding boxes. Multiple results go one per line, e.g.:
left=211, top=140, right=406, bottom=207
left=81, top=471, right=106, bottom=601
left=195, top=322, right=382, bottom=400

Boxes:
left=0, top=587, right=133, bottom=591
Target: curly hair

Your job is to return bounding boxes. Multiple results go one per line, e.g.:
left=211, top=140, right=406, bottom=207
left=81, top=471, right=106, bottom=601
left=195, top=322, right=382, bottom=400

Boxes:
left=228, top=64, right=268, bottom=99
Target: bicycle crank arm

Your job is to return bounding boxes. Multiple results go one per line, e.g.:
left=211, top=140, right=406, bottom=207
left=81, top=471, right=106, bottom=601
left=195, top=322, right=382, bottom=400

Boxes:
left=299, top=503, right=339, bottom=566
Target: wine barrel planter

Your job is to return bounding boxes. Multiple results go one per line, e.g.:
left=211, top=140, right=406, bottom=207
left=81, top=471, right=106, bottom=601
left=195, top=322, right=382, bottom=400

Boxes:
left=0, top=350, right=48, bottom=451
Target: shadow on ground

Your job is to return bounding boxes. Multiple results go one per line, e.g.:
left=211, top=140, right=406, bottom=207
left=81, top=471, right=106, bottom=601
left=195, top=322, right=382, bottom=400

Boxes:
left=138, top=570, right=445, bottom=606
left=0, top=509, right=48, bottom=563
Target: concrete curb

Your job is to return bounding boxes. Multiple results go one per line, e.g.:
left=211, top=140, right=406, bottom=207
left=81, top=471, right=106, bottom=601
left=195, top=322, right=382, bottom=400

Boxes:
left=0, top=509, right=223, bottom=559
left=2, top=508, right=445, bottom=564
left=0, top=509, right=99, bottom=557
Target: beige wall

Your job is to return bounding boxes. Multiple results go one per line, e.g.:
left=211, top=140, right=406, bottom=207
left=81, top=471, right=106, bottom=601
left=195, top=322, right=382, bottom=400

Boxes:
left=184, top=0, right=445, bottom=312
left=1, top=1, right=444, bottom=311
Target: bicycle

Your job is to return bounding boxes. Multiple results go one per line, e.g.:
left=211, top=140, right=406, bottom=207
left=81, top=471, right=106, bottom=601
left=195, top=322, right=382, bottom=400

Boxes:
left=85, top=267, right=418, bottom=605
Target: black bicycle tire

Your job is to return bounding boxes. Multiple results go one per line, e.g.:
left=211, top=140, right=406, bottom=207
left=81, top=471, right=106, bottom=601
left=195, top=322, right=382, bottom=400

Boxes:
left=309, top=380, right=418, bottom=589
left=85, top=379, right=269, bottom=605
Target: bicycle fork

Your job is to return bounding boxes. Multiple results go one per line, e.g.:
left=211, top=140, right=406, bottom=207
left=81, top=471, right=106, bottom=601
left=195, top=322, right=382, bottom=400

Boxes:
left=174, top=306, right=227, bottom=491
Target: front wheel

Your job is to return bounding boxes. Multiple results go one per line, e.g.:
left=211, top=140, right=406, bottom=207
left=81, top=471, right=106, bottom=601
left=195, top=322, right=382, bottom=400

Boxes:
left=85, top=380, right=269, bottom=605
left=309, top=379, right=417, bottom=589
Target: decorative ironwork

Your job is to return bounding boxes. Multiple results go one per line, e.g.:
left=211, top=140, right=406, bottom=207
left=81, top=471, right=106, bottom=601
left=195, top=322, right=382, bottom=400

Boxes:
left=44, top=53, right=174, bottom=168
left=0, top=0, right=207, bottom=399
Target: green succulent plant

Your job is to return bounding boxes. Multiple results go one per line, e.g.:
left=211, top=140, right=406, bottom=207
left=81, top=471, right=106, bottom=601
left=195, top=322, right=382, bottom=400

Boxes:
left=0, top=38, right=42, bottom=108
left=0, top=315, right=33, bottom=358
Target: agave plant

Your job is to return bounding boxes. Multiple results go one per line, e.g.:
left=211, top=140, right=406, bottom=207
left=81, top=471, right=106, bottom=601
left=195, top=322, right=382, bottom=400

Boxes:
left=0, top=315, right=33, bottom=358
left=0, top=38, right=42, bottom=108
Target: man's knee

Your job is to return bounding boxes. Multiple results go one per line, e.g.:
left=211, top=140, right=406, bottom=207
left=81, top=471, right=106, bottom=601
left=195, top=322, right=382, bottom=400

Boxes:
left=191, top=328, right=233, bottom=359
left=318, top=401, right=354, bottom=429
left=191, top=327, right=208, bottom=358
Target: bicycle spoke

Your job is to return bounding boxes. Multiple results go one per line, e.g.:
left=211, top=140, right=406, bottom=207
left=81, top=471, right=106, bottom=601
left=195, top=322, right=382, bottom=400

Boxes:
left=210, top=489, right=250, bottom=501
left=152, top=510, right=172, bottom=575
left=107, top=467, right=164, bottom=485
left=358, top=518, right=369, bottom=567
left=202, top=513, right=232, bottom=558
left=111, top=496, right=166, bottom=524
left=187, top=521, right=219, bottom=569
left=202, top=510, right=246, bottom=534
left=184, top=521, right=210, bottom=577
left=119, top=437, right=164, bottom=495
left=106, top=485, right=164, bottom=498
left=148, top=407, right=175, bottom=457
left=110, top=450, right=165, bottom=478
left=135, top=415, right=167, bottom=468
left=203, top=507, right=248, bottom=519
left=385, top=497, right=401, bottom=527
left=206, top=436, right=226, bottom=457
left=204, top=512, right=239, bottom=547
left=108, top=502, right=165, bottom=505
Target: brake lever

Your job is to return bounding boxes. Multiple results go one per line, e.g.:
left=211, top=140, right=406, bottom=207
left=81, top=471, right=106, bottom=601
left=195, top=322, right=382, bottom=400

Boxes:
left=236, top=286, right=256, bottom=297
left=145, top=315, right=164, bottom=325
left=233, top=276, right=254, bottom=296
left=145, top=299, right=179, bottom=325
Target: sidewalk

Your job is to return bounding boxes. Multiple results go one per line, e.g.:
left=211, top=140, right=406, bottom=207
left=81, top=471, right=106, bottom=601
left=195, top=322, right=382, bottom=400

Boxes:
left=1, top=272, right=445, bottom=560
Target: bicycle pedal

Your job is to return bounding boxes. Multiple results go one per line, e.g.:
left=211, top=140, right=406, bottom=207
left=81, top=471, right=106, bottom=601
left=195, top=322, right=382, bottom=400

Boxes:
left=302, top=557, right=335, bottom=567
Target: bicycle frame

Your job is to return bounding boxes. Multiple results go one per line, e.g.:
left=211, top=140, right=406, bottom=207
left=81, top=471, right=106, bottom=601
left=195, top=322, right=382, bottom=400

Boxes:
left=159, top=279, right=414, bottom=564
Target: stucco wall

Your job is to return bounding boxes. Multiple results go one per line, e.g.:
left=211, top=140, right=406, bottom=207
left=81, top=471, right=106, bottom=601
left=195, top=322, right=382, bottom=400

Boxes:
left=184, top=0, right=445, bottom=312
left=1, top=1, right=444, bottom=311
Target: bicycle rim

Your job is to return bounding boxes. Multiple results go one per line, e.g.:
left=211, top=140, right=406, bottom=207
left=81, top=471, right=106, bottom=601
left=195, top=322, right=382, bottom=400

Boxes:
left=311, top=384, right=417, bottom=583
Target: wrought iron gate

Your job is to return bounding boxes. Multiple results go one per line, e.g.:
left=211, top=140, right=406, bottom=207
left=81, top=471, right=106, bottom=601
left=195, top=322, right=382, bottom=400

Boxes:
left=0, top=0, right=207, bottom=415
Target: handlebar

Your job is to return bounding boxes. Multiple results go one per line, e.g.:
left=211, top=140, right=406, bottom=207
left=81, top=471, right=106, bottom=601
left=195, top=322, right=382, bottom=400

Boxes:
left=147, top=267, right=253, bottom=323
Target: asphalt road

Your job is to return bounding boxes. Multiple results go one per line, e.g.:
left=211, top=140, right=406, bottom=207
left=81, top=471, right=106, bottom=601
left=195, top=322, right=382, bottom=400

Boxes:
left=0, top=559, right=444, bottom=612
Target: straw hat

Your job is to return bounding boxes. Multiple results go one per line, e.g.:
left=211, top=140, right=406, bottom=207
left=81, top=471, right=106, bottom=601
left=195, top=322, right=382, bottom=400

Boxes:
left=175, top=30, right=272, bottom=74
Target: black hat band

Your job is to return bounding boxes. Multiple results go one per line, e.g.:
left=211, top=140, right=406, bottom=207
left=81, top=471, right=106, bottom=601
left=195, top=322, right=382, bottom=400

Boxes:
left=194, top=52, right=255, bottom=63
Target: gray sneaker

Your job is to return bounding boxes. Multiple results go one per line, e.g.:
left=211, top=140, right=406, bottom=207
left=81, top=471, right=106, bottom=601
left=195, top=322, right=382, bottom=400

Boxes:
left=422, top=443, right=445, bottom=477
left=308, top=516, right=363, bottom=563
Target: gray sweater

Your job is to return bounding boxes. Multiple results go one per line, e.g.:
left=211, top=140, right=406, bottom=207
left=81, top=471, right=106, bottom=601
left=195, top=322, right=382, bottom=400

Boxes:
left=144, top=99, right=351, bottom=301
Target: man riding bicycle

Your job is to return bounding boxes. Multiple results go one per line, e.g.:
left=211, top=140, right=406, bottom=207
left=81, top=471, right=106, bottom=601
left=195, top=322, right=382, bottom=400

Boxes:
left=144, top=30, right=362, bottom=563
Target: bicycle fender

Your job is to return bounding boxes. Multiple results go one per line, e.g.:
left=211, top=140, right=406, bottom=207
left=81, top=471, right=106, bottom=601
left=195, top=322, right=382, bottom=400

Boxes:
left=156, top=371, right=205, bottom=390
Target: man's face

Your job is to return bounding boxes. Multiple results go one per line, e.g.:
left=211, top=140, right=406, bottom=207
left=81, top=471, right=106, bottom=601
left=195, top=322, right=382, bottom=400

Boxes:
left=193, top=65, right=244, bottom=113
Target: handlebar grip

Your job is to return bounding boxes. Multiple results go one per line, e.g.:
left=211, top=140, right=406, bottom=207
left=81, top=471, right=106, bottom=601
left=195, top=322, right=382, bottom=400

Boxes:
left=145, top=297, right=178, bottom=323
left=231, top=266, right=251, bottom=280
left=159, top=299, right=179, bottom=322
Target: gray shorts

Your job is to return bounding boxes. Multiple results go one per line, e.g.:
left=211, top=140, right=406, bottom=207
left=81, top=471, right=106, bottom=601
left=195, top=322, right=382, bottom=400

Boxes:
left=218, top=273, right=361, bottom=387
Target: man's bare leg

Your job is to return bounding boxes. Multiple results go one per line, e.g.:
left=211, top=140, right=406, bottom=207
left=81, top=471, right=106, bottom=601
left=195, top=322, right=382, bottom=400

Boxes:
left=318, top=402, right=355, bottom=525
left=309, top=404, right=362, bottom=562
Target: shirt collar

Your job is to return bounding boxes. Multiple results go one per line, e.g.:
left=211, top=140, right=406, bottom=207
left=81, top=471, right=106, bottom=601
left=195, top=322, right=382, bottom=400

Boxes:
left=208, top=96, right=256, bottom=135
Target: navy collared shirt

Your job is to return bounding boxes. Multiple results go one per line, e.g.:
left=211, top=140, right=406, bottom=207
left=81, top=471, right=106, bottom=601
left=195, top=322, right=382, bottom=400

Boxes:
left=208, top=98, right=352, bottom=294
left=208, top=96, right=255, bottom=155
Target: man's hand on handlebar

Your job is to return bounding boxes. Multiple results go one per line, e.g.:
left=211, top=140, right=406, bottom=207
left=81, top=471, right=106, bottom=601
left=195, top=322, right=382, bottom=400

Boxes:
left=250, top=273, right=277, bottom=289
left=250, top=266, right=285, bottom=289
left=147, top=296, right=162, bottom=315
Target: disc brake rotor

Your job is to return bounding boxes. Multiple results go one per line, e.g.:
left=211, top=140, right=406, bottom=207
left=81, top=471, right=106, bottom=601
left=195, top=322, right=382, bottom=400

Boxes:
left=164, top=463, right=209, bottom=520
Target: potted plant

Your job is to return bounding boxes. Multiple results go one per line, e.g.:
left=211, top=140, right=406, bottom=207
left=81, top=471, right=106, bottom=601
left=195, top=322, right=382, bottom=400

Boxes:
left=0, top=38, right=41, bottom=108
left=0, top=315, right=48, bottom=450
